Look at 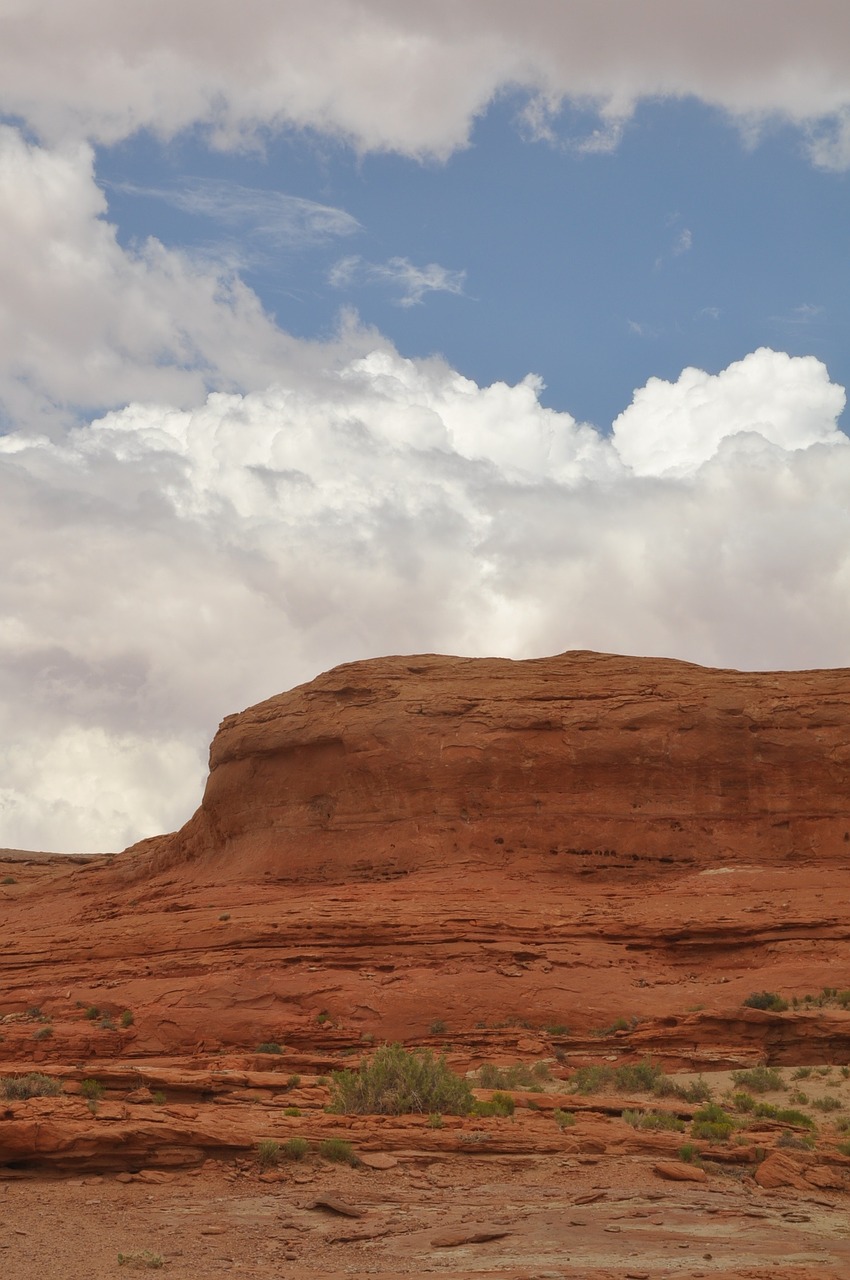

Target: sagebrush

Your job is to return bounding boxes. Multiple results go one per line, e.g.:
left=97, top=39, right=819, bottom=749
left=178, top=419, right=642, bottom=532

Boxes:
left=329, top=1043, right=473, bottom=1115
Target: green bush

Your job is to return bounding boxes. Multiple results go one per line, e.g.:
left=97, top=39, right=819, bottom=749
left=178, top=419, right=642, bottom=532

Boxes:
left=80, top=1079, right=104, bottom=1101
left=622, top=1108, right=685, bottom=1132
left=553, top=1108, right=576, bottom=1128
left=427, top=1113, right=443, bottom=1128
left=256, top=1139, right=280, bottom=1169
left=283, top=1106, right=301, bottom=1117
left=731, top=1066, right=784, bottom=1093
left=329, top=1043, right=473, bottom=1115
left=473, top=1090, right=515, bottom=1117
left=813, top=1095, right=842, bottom=1112
left=678, top=1142, right=696, bottom=1162
left=691, top=1102, right=734, bottom=1141
left=478, top=1062, right=549, bottom=1090
left=152, top=1090, right=166, bottom=1105
left=84, top=1006, right=100, bottom=1020
left=1, top=1072, right=62, bottom=1099
left=283, top=1137, right=309, bottom=1160
left=117, top=1250, right=163, bottom=1269
left=287, top=1073, right=301, bottom=1088
left=732, top=1090, right=756, bottom=1112
left=752, top=1103, right=814, bottom=1128
left=319, top=1137, right=356, bottom=1164
left=613, top=1060, right=665, bottom=1092
left=569, top=1065, right=613, bottom=1094
left=256, top=1042, right=282, bottom=1055
left=430, top=1020, right=447, bottom=1034
left=33, top=1026, right=53, bottom=1040
left=120, top=1010, right=134, bottom=1028
left=743, top=991, right=788, bottom=1012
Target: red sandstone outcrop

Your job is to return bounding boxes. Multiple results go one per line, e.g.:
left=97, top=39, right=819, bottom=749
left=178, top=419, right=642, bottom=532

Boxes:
left=2, top=648, right=850, bottom=1278
left=125, top=650, right=850, bottom=884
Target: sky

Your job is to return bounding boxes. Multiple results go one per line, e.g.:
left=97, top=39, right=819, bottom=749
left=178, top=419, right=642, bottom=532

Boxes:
left=1, top=1, right=850, bottom=853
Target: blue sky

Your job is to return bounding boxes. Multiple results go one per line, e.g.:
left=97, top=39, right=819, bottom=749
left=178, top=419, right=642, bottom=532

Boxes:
left=1, top=1, right=850, bottom=852
left=99, top=93, right=848, bottom=432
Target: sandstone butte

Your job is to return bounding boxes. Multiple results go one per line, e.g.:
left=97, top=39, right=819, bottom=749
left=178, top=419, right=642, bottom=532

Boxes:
left=2, top=650, right=850, bottom=1279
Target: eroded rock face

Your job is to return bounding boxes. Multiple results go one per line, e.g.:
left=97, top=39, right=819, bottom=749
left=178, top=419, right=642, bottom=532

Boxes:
left=130, top=650, right=850, bottom=885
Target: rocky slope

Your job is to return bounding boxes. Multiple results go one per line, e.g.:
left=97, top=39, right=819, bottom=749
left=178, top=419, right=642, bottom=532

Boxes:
left=2, top=649, right=850, bottom=1277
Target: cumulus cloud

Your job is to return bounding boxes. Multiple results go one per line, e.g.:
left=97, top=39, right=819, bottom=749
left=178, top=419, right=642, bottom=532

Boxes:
left=0, top=127, right=303, bottom=431
left=329, top=255, right=466, bottom=306
left=1, top=342, right=849, bottom=852
left=0, top=2, right=849, bottom=164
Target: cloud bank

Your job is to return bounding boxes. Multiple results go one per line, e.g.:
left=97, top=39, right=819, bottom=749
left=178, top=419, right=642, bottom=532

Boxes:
left=1, top=341, right=848, bottom=852
left=1, top=2, right=850, bottom=164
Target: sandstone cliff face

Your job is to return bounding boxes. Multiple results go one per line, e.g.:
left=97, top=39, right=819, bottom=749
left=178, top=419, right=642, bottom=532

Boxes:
left=135, top=650, right=850, bottom=884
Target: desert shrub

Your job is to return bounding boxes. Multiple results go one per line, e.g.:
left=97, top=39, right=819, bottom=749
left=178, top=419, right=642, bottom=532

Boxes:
left=99, top=1017, right=117, bottom=1031
left=733, top=1090, right=756, bottom=1112
left=569, top=1065, right=613, bottom=1093
left=316, top=1011, right=330, bottom=1025
left=430, top=1020, right=447, bottom=1034
left=678, top=1143, right=696, bottom=1162
left=743, top=991, right=788, bottom=1012
left=283, top=1137, right=309, bottom=1160
left=283, top=1106, right=301, bottom=1117
left=120, top=1010, right=134, bottom=1028
left=80, top=1079, right=104, bottom=1101
left=218, top=913, right=230, bottom=921
left=778, top=1130, right=815, bottom=1150
left=427, top=1113, right=443, bottom=1128
left=256, top=1042, right=282, bottom=1055
left=286, top=1073, right=301, bottom=1088
left=730, top=1066, right=784, bottom=1093
left=1, top=1072, right=62, bottom=1099
left=33, top=1026, right=53, bottom=1040
left=691, top=1103, right=735, bottom=1141
left=553, top=1108, right=576, bottom=1128
left=473, top=1090, right=515, bottom=1117
left=256, top=1139, right=280, bottom=1169
left=152, top=1090, right=166, bottom=1105
left=622, top=1108, right=685, bottom=1132
left=835, top=1116, right=850, bottom=1133
left=792, top=1067, right=813, bottom=1080
left=84, top=1006, right=100, bottom=1020
left=837, top=1140, right=850, bottom=1156
left=1, top=875, right=16, bottom=885
left=670, top=1077, right=713, bottom=1103
left=545, top=1024, right=569, bottom=1036
left=813, top=1095, right=842, bottom=1112
left=613, top=1060, right=665, bottom=1092
left=596, top=1016, right=632, bottom=1035
left=319, top=1137, right=355, bottom=1164
left=117, top=1251, right=163, bottom=1269
left=752, top=1103, right=814, bottom=1128
left=478, top=1061, right=549, bottom=1090
left=330, top=1043, right=473, bottom=1116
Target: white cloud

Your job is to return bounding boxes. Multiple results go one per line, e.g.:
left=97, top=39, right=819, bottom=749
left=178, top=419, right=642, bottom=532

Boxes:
left=673, top=228, right=692, bottom=256
left=1, top=342, right=849, bottom=852
left=0, top=2, right=849, bottom=164
left=329, top=254, right=466, bottom=306
left=120, top=177, right=361, bottom=249
left=611, top=348, right=846, bottom=476
left=0, top=127, right=303, bottom=430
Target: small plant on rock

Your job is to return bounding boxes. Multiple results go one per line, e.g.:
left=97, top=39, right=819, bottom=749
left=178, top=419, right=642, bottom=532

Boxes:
left=1, top=1072, right=62, bottom=1099
left=319, top=1137, right=356, bottom=1164
left=553, top=1108, right=576, bottom=1128
left=120, top=1010, right=134, bottom=1028
left=691, top=1103, right=735, bottom=1141
left=256, top=1042, right=282, bottom=1054
left=283, top=1136, right=310, bottom=1160
left=256, top=1139, right=281, bottom=1169
left=117, top=1250, right=164, bottom=1269
left=81, top=1078, right=104, bottom=1102
left=743, top=992, right=788, bottom=1012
